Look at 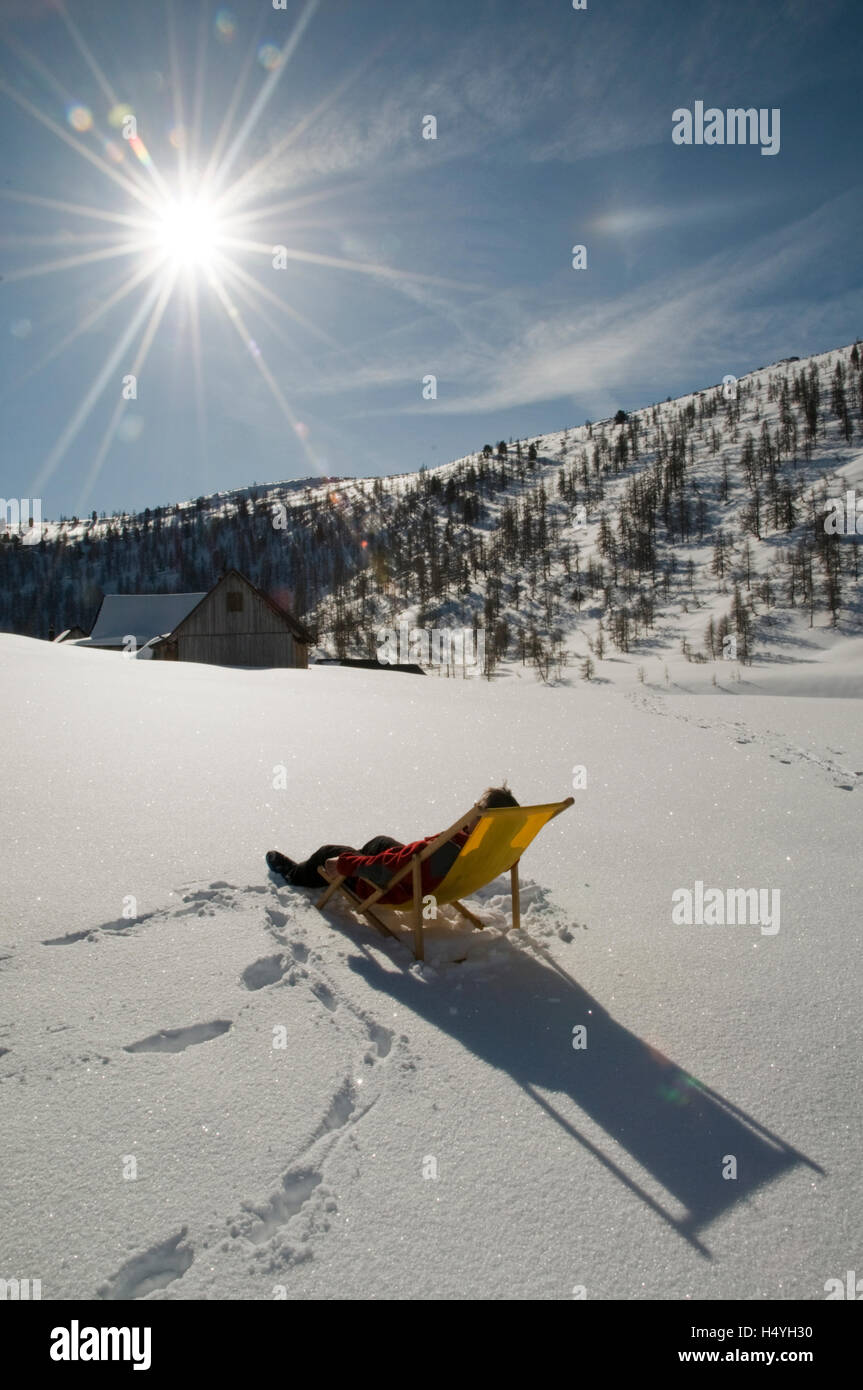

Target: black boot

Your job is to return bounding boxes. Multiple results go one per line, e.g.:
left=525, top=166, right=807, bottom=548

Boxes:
left=266, top=850, right=296, bottom=880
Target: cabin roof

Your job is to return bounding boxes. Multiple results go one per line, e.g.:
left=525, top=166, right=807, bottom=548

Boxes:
left=78, top=592, right=207, bottom=647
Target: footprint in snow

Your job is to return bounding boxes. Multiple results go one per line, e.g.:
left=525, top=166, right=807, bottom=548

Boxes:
left=241, top=954, right=291, bottom=990
left=365, top=1021, right=393, bottom=1059
left=123, top=1020, right=232, bottom=1054
left=240, top=1170, right=323, bottom=1247
left=97, top=1229, right=194, bottom=1300
left=310, top=981, right=338, bottom=1013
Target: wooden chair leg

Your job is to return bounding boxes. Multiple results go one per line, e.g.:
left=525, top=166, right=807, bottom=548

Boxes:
left=451, top=899, right=484, bottom=930
left=315, top=873, right=345, bottom=909
left=316, top=869, right=403, bottom=945
left=511, top=863, right=521, bottom=930
left=412, top=856, right=424, bottom=960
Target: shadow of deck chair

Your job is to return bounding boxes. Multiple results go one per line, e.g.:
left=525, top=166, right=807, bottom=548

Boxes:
left=315, top=797, right=575, bottom=960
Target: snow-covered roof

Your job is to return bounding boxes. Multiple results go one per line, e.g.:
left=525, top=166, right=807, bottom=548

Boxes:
left=78, top=593, right=207, bottom=647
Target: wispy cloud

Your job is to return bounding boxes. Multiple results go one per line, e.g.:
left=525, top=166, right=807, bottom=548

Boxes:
left=332, top=186, right=863, bottom=419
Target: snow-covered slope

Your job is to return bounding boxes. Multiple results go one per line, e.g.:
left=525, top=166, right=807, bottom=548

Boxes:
left=1, top=635, right=860, bottom=1299
left=5, top=343, right=861, bottom=683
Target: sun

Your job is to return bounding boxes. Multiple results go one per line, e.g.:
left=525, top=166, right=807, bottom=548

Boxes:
left=5, top=0, right=472, bottom=507
left=153, top=195, right=222, bottom=268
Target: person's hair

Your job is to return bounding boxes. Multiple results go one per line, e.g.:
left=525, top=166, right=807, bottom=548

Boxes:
left=477, top=784, right=519, bottom=810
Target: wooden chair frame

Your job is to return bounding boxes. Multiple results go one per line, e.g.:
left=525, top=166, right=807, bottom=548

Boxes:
left=314, top=797, right=574, bottom=960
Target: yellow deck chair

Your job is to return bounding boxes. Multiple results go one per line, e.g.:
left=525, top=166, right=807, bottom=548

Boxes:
left=315, top=797, right=574, bottom=960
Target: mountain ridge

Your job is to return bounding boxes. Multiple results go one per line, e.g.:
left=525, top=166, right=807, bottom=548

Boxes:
left=2, top=340, right=861, bottom=680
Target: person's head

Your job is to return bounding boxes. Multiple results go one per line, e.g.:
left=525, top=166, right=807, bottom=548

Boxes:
left=477, top=785, right=519, bottom=811
left=462, top=784, right=519, bottom=833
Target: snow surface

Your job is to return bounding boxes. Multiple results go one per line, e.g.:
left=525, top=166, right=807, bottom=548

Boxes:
left=1, top=635, right=861, bottom=1300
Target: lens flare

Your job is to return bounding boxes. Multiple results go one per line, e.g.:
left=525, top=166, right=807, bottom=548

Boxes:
left=257, top=44, right=282, bottom=71
left=66, top=105, right=93, bottom=132
left=128, top=135, right=152, bottom=168
left=214, top=9, right=236, bottom=42
left=107, top=103, right=134, bottom=129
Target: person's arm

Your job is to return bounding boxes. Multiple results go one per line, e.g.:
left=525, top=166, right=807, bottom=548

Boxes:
left=336, top=830, right=468, bottom=891
left=335, top=840, right=423, bottom=888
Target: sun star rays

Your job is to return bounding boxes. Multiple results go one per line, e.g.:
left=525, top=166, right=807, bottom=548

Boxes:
left=1, top=1, right=479, bottom=507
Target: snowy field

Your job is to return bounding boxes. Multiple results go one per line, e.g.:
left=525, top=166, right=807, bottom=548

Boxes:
left=1, top=634, right=861, bottom=1300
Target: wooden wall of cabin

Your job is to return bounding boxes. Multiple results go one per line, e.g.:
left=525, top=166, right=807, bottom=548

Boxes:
left=174, top=574, right=308, bottom=668
left=177, top=631, right=303, bottom=667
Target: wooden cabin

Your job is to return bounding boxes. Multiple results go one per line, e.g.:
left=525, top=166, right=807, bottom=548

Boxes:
left=156, top=569, right=311, bottom=668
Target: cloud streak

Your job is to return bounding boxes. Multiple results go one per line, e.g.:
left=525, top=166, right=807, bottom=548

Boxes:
left=327, top=186, right=863, bottom=420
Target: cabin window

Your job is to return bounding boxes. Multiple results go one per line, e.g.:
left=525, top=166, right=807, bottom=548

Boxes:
left=227, top=591, right=243, bottom=612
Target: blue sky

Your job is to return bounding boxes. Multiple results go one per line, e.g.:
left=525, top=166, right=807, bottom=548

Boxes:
left=1, top=0, right=861, bottom=518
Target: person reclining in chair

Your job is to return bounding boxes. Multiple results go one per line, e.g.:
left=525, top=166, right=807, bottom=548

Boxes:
left=266, top=786, right=519, bottom=904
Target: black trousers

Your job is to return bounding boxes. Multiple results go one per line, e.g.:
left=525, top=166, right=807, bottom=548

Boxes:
left=287, top=836, right=403, bottom=888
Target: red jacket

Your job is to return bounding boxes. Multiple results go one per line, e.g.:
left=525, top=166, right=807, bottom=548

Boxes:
left=336, top=830, right=469, bottom=905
